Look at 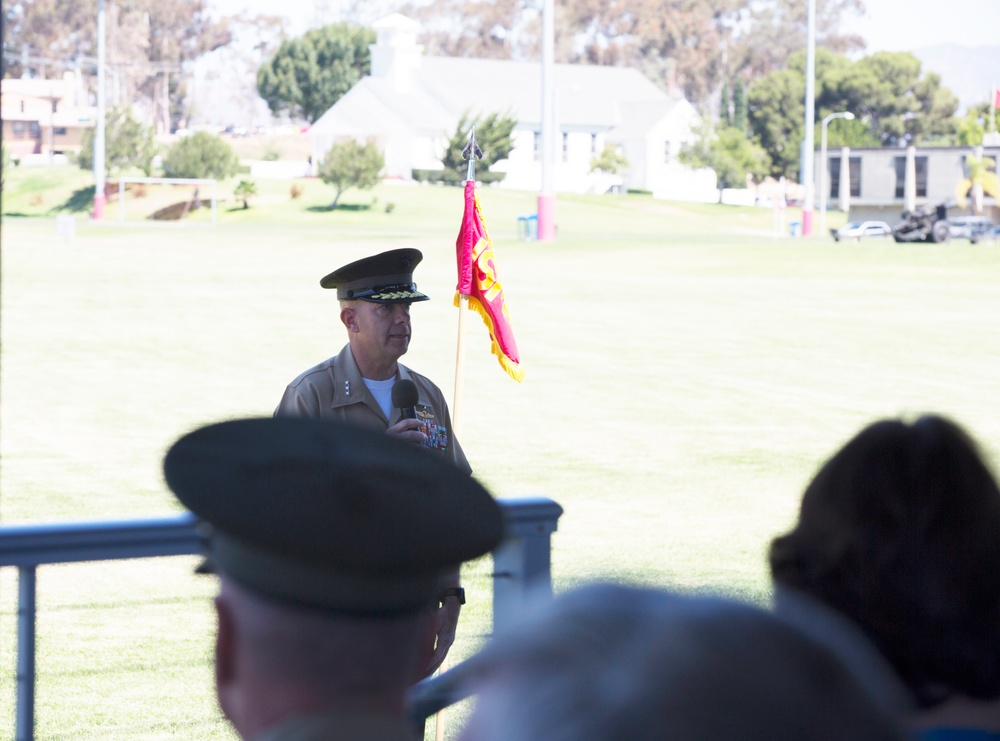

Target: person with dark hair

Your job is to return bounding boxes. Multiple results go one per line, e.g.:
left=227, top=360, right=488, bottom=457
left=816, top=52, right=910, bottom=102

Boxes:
left=455, top=584, right=907, bottom=741
left=769, top=414, right=1000, bottom=739
left=163, top=417, right=503, bottom=741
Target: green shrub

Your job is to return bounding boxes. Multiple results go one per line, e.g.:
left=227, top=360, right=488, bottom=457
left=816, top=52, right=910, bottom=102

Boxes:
left=317, top=138, right=383, bottom=209
left=162, top=132, right=239, bottom=180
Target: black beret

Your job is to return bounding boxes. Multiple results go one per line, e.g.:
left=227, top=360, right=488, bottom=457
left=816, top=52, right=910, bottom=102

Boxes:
left=163, top=417, right=502, bottom=615
left=320, top=248, right=430, bottom=303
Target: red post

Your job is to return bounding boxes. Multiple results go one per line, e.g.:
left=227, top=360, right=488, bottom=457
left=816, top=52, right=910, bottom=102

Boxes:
left=537, top=193, right=556, bottom=241
left=93, top=192, right=106, bottom=221
left=801, top=208, right=813, bottom=236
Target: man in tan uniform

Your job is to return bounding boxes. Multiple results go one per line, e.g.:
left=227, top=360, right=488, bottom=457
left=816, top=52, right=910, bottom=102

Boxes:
left=163, top=417, right=503, bottom=741
left=275, top=248, right=470, bottom=673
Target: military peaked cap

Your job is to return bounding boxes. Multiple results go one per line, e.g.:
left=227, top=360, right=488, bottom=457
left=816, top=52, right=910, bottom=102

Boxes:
left=320, top=248, right=430, bottom=303
left=163, top=417, right=503, bottom=615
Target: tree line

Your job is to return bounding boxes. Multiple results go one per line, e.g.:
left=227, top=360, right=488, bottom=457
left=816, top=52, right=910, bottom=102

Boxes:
left=6, top=0, right=996, bottom=188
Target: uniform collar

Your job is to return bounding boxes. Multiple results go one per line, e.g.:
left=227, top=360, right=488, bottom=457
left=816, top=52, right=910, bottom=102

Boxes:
left=330, top=345, right=421, bottom=421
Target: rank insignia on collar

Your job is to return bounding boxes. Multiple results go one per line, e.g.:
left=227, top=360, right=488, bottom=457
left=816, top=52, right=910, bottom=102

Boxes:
left=344, top=380, right=351, bottom=396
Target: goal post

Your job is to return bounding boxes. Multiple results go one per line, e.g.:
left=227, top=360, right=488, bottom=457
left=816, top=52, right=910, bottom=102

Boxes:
left=115, top=177, right=218, bottom=225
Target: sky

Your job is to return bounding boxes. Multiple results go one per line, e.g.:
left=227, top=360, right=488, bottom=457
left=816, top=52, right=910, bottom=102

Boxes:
left=839, top=0, right=1000, bottom=51
left=209, top=0, right=1000, bottom=53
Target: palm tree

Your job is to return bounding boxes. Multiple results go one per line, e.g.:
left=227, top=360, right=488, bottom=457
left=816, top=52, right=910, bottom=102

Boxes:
left=234, top=180, right=258, bottom=210
left=956, top=155, right=999, bottom=216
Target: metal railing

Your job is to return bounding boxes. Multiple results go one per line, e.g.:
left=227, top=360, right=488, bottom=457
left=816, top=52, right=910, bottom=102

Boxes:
left=0, top=497, right=562, bottom=741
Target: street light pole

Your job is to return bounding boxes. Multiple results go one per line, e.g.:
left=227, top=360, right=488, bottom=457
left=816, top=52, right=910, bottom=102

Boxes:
left=819, top=111, right=855, bottom=239
left=801, top=0, right=816, bottom=236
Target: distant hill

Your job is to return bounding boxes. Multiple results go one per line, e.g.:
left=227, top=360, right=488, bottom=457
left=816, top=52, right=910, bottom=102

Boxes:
left=911, top=43, right=999, bottom=113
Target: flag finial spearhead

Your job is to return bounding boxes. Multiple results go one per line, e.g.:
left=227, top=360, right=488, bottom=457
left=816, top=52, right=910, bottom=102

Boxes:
left=462, top=128, right=483, bottom=182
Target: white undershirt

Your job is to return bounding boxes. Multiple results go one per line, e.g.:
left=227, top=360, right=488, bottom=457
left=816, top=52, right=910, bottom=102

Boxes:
left=362, top=376, right=396, bottom=421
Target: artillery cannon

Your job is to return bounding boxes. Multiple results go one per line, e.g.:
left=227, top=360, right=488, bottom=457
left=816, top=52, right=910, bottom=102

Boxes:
left=891, top=203, right=951, bottom=243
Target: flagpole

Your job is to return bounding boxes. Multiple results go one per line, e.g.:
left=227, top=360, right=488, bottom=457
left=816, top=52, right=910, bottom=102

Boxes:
left=452, top=130, right=479, bottom=437
left=991, top=85, right=996, bottom=134
left=453, top=300, right=469, bottom=439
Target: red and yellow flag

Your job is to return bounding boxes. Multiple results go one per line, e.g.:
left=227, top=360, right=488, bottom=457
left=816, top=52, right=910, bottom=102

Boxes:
left=455, top=180, right=524, bottom=382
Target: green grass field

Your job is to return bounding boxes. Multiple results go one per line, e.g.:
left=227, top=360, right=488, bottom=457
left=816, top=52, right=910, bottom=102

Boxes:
left=2, top=165, right=999, bottom=739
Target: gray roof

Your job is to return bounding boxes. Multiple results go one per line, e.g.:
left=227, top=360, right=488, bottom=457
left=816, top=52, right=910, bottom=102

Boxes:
left=611, top=100, right=686, bottom=138
left=313, top=54, right=678, bottom=135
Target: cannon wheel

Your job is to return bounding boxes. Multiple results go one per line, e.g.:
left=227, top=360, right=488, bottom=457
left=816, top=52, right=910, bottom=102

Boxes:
left=930, top=220, right=951, bottom=244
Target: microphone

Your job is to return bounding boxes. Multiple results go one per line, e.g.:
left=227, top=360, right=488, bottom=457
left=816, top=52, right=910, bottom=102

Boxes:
left=391, top=379, right=419, bottom=420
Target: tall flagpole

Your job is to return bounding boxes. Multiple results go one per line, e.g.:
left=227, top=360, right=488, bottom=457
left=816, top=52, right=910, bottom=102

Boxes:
left=537, top=0, right=556, bottom=240
left=991, top=84, right=996, bottom=134
left=93, top=0, right=106, bottom=220
left=441, top=135, right=482, bottom=741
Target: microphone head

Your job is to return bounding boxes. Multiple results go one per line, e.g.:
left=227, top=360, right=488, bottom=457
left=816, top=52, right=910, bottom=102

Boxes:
left=391, top=379, right=419, bottom=409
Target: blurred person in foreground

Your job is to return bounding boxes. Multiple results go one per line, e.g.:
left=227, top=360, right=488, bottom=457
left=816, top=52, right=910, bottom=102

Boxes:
left=275, top=248, right=470, bottom=674
left=455, top=583, right=908, bottom=741
left=163, top=416, right=502, bottom=741
left=770, top=414, right=1000, bottom=740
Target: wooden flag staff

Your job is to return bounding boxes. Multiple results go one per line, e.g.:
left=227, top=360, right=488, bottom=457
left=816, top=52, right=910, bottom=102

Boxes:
left=451, top=130, right=482, bottom=437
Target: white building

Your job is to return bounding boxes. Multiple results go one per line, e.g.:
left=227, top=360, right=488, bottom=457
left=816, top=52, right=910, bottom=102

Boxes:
left=310, top=13, right=714, bottom=197
left=822, top=144, right=1000, bottom=223
left=1, top=72, right=96, bottom=160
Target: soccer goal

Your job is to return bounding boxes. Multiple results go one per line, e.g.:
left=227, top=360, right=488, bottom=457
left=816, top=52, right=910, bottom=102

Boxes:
left=114, top=177, right=218, bottom=225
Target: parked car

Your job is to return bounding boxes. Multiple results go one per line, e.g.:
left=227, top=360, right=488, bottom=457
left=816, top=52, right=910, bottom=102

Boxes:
left=971, top=224, right=1000, bottom=244
left=831, top=220, right=894, bottom=242
left=948, top=216, right=996, bottom=241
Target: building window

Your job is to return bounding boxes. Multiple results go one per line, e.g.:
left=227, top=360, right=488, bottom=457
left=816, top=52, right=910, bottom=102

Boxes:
left=849, top=157, right=861, bottom=197
left=664, top=140, right=672, bottom=163
left=894, top=156, right=928, bottom=198
left=591, top=133, right=599, bottom=157
left=533, top=131, right=541, bottom=162
left=28, top=121, right=41, bottom=137
left=54, top=126, right=68, bottom=136
left=562, top=131, right=569, bottom=161
left=831, top=157, right=862, bottom=198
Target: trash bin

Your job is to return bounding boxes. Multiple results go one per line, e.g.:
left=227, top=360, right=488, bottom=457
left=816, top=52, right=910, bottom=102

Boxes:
left=789, top=220, right=802, bottom=237
left=517, top=214, right=538, bottom=240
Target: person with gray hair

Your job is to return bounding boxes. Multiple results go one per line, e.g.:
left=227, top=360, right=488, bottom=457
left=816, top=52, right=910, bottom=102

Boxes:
left=274, top=247, right=471, bottom=675
left=455, top=584, right=907, bottom=741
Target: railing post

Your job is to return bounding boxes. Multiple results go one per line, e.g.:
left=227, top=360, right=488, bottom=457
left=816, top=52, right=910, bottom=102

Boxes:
left=492, top=497, right=563, bottom=633
left=16, top=566, right=37, bottom=741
